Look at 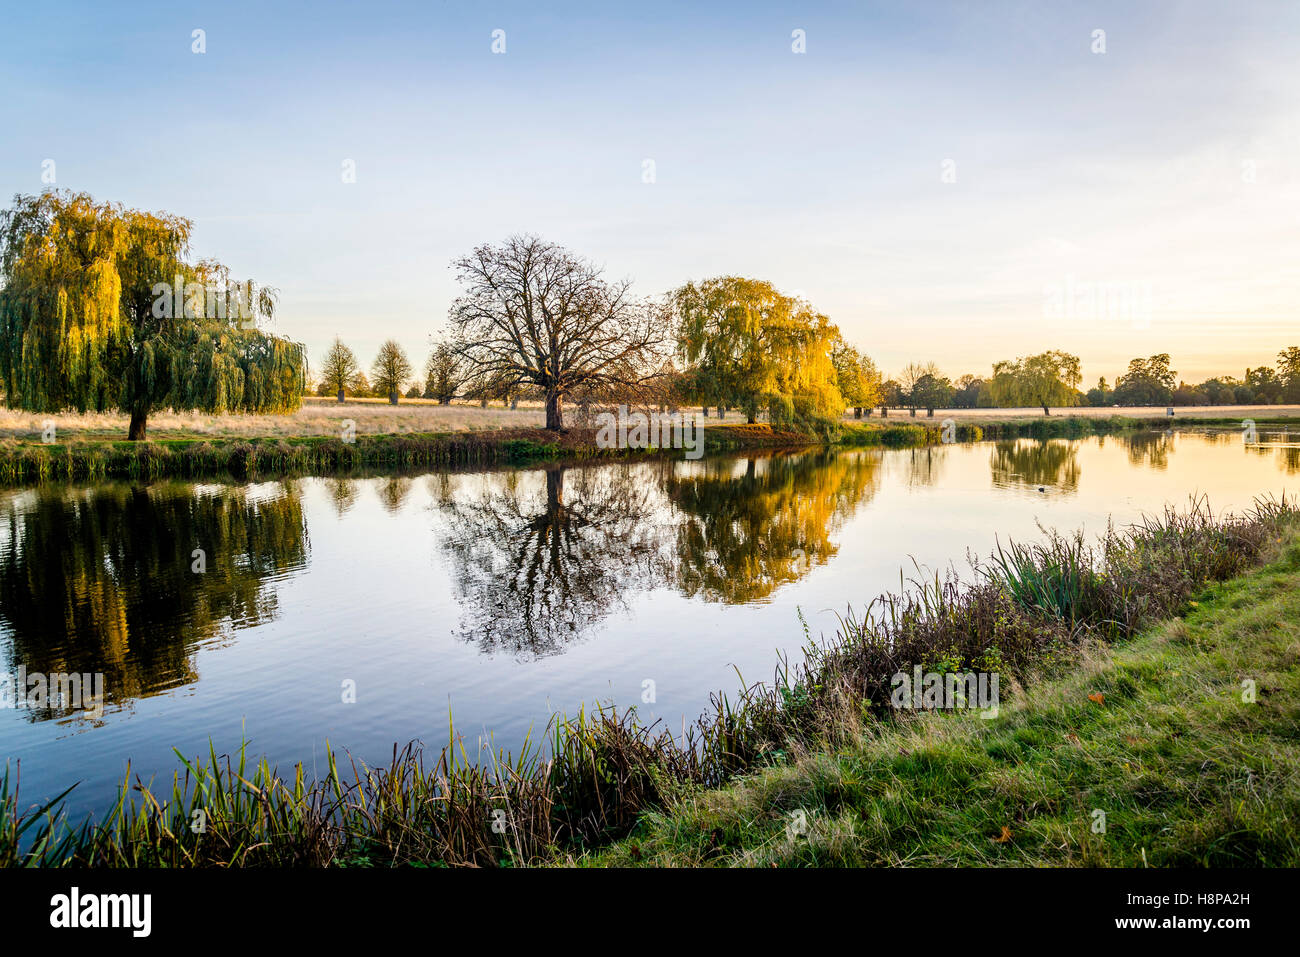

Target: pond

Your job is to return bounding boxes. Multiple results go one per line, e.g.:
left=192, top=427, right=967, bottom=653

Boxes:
left=2, top=428, right=1297, bottom=822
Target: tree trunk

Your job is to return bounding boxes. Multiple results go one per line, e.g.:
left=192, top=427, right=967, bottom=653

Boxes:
left=747, top=411, right=756, bottom=424
left=545, top=388, right=563, bottom=430
left=1042, top=404, right=1051, bottom=416
left=511, top=397, right=519, bottom=410
left=881, top=406, right=888, bottom=418
left=389, top=390, right=399, bottom=405
left=545, top=467, right=566, bottom=511
left=440, top=397, right=450, bottom=406
left=128, top=407, right=148, bottom=441
left=854, top=407, right=863, bottom=419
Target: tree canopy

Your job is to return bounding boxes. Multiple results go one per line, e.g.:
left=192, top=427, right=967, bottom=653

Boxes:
left=424, top=341, right=467, bottom=404
left=319, top=337, right=359, bottom=402
left=831, top=335, right=883, bottom=415
left=371, top=339, right=412, bottom=404
left=1112, top=354, right=1176, bottom=406
left=448, top=235, right=666, bottom=430
left=0, top=191, right=305, bottom=438
left=672, top=276, right=843, bottom=428
left=989, top=350, right=1082, bottom=415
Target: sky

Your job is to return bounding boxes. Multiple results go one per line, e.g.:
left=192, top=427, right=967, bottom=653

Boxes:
left=1, top=0, right=1297, bottom=387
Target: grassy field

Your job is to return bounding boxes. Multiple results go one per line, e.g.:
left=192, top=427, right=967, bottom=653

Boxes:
left=882, top=403, right=1299, bottom=424
left=4, top=400, right=1296, bottom=444
left=577, top=529, right=1300, bottom=867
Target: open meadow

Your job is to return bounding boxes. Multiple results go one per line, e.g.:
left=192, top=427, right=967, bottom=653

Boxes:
left=3, top=399, right=1297, bottom=444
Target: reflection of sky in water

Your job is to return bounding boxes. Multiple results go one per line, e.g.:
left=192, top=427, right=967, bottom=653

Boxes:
left=0, top=430, right=1296, bottom=821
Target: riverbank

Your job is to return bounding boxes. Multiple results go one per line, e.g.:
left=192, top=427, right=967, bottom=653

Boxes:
left=2, top=496, right=1294, bottom=866
left=580, top=525, right=1300, bottom=866
left=2, top=410, right=1296, bottom=484
left=0, top=422, right=819, bottom=483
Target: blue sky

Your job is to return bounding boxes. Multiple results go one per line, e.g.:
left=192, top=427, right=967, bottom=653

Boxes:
left=2, top=0, right=1297, bottom=384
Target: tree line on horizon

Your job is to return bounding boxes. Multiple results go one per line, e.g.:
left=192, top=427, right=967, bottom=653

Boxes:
left=3, top=192, right=1298, bottom=441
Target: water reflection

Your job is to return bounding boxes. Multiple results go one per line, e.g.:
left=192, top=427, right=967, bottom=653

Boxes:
left=902, top=446, right=949, bottom=487
left=434, top=465, right=677, bottom=655
left=0, top=482, right=308, bottom=715
left=666, top=450, right=882, bottom=602
left=1122, top=431, right=1175, bottom=469
left=3, top=431, right=1295, bottom=714
left=990, top=440, right=1081, bottom=491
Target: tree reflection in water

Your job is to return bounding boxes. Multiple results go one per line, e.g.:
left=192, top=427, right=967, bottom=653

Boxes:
left=1121, top=431, right=1175, bottom=470
left=665, top=450, right=882, bottom=603
left=434, top=464, right=678, bottom=656
left=434, top=451, right=884, bottom=653
left=989, top=439, right=1081, bottom=491
left=0, top=483, right=309, bottom=716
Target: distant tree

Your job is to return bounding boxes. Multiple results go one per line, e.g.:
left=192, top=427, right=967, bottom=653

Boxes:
left=404, top=384, right=422, bottom=399
left=450, top=235, right=666, bottom=431
left=1245, top=366, right=1283, bottom=404
left=1198, top=377, right=1237, bottom=405
left=423, top=341, right=466, bottom=404
left=1278, top=346, right=1300, bottom=403
left=371, top=340, right=413, bottom=405
left=0, top=191, right=304, bottom=439
left=831, top=336, right=882, bottom=417
left=1085, top=376, right=1112, bottom=407
left=1112, top=354, right=1176, bottom=406
left=899, top=361, right=944, bottom=415
left=989, top=350, right=1082, bottom=415
left=911, top=372, right=955, bottom=416
left=880, top=378, right=904, bottom=417
left=320, top=337, right=360, bottom=403
left=952, top=374, right=984, bottom=409
left=1172, top=381, right=1209, bottom=406
left=349, top=370, right=372, bottom=397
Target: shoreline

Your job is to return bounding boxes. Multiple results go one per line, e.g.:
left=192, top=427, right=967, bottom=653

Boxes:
left=1, top=412, right=1297, bottom=484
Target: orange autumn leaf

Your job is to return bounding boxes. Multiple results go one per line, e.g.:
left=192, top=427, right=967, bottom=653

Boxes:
left=1088, top=692, right=1105, bottom=705
left=993, top=826, right=1013, bottom=844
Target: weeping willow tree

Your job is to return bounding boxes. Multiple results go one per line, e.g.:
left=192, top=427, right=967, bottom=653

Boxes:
left=0, top=191, right=306, bottom=439
left=673, top=276, right=844, bottom=427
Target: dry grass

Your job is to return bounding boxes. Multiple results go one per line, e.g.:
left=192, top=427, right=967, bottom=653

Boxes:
left=862, top=404, right=1300, bottom=424
left=5, top=398, right=1293, bottom=445
left=0, top=400, right=763, bottom=442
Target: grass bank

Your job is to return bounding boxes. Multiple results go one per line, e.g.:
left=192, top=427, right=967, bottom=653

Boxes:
left=3, top=411, right=1295, bottom=484
left=0, top=423, right=817, bottom=484
left=582, top=528, right=1300, bottom=866
left=2, top=496, right=1294, bottom=867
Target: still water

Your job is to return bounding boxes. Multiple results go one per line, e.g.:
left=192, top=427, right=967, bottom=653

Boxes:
left=2, top=429, right=1297, bottom=821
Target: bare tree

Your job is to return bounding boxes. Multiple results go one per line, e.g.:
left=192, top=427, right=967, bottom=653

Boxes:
left=448, top=235, right=667, bottom=430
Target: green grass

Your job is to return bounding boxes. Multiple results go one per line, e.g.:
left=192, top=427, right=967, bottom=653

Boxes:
left=0, top=423, right=827, bottom=484
left=578, top=531, right=1300, bottom=867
